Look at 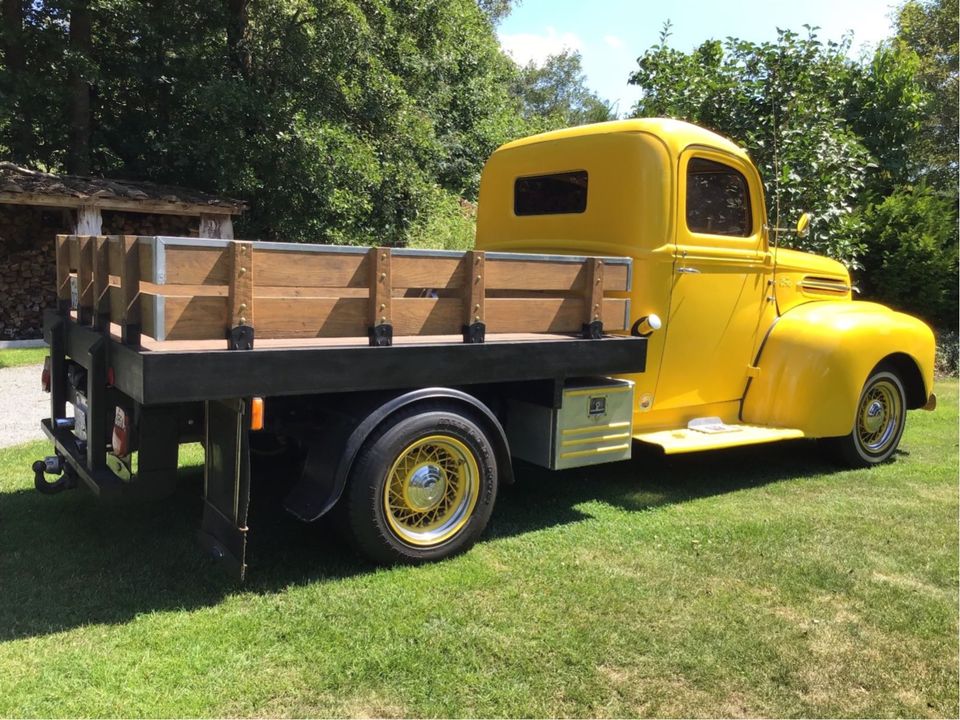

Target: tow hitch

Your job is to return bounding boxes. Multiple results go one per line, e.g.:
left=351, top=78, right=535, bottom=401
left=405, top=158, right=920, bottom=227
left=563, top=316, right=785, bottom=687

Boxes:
left=32, top=455, right=77, bottom=494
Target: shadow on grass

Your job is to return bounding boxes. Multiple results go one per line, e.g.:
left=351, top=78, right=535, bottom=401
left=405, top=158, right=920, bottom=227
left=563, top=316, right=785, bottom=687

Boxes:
left=0, top=438, right=844, bottom=641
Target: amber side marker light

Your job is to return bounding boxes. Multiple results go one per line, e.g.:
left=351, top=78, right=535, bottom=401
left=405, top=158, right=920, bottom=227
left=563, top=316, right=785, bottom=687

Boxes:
left=250, top=397, right=265, bottom=431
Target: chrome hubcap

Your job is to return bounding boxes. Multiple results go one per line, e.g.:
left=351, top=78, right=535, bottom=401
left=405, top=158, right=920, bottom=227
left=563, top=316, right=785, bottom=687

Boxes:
left=405, top=464, right=446, bottom=510
left=856, top=379, right=903, bottom=455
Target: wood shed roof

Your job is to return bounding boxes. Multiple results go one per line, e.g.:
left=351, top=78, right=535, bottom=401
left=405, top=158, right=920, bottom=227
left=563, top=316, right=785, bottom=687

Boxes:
left=0, top=162, right=245, bottom=216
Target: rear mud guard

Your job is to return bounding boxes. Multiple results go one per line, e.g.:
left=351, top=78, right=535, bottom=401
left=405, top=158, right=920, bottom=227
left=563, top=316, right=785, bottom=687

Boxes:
left=198, top=398, right=252, bottom=580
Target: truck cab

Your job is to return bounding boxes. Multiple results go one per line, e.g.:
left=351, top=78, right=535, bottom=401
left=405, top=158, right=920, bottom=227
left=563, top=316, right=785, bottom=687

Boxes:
left=475, top=118, right=936, bottom=463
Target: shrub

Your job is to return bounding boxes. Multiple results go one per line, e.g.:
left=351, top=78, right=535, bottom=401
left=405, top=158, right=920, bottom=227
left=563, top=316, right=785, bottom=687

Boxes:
left=856, top=185, right=958, bottom=327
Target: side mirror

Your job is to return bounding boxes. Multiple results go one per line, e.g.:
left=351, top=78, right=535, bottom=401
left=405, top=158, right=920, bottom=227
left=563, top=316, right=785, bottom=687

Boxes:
left=796, top=212, right=811, bottom=238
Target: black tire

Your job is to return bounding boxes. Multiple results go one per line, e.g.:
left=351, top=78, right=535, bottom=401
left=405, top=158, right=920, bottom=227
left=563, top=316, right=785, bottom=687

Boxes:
left=825, top=368, right=907, bottom=467
left=343, top=404, right=499, bottom=565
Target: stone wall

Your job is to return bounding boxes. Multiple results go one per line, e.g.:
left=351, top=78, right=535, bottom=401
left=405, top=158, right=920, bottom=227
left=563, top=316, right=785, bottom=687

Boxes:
left=0, top=205, right=199, bottom=339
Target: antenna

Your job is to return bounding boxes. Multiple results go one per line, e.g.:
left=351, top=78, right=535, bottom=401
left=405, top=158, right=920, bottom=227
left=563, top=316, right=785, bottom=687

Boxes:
left=772, top=86, right=781, bottom=259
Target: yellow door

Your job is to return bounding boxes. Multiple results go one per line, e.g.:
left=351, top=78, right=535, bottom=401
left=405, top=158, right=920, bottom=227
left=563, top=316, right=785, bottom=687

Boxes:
left=651, top=149, right=776, bottom=418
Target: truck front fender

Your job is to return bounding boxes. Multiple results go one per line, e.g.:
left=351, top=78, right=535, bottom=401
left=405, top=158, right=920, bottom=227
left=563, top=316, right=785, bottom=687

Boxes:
left=284, top=388, right=513, bottom=523
left=742, top=301, right=935, bottom=438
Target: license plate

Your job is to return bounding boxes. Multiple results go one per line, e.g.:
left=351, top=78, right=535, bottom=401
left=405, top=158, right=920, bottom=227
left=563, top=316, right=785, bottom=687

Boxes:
left=70, top=276, right=79, bottom=310
left=73, top=395, right=88, bottom=441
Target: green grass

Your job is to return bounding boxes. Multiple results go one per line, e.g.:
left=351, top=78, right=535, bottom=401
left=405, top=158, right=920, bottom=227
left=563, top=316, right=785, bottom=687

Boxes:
left=0, top=382, right=956, bottom=718
left=0, top=347, right=48, bottom=369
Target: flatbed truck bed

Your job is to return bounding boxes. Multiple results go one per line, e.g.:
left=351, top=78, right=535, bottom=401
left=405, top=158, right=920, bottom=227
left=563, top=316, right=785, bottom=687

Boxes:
left=34, top=235, right=647, bottom=577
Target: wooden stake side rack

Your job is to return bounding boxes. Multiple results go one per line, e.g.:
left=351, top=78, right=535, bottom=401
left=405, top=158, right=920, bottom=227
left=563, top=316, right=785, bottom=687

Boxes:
left=55, top=235, right=632, bottom=350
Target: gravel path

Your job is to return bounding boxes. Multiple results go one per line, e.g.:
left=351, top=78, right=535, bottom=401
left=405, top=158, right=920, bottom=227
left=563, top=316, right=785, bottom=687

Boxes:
left=0, top=364, right=50, bottom=448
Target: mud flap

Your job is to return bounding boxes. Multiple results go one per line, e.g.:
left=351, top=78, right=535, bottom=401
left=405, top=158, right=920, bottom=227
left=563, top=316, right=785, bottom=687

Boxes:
left=198, top=398, right=251, bottom=580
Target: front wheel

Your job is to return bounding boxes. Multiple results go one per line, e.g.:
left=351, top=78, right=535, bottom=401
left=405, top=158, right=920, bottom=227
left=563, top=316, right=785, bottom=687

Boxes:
left=825, top=369, right=906, bottom=467
left=343, top=404, right=499, bottom=564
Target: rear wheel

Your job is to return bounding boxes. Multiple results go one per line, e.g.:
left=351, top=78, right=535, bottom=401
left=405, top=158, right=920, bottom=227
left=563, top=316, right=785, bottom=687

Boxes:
left=826, top=369, right=906, bottom=467
left=344, top=405, right=498, bottom=564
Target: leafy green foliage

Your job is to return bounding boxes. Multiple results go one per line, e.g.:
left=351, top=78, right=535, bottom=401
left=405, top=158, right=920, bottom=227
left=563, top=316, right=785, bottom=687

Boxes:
left=630, top=25, right=876, bottom=267
left=0, top=0, right=526, bottom=245
left=512, top=50, right=615, bottom=131
left=629, top=7, right=958, bottom=331
left=894, top=0, right=959, bottom=188
left=857, top=185, right=958, bottom=326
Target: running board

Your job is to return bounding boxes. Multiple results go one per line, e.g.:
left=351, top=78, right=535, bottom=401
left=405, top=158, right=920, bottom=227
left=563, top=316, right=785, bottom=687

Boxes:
left=634, top=422, right=805, bottom=454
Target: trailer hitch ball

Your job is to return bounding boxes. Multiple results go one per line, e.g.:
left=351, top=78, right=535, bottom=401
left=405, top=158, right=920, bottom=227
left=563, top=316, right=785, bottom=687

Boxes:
left=32, top=455, right=75, bottom=495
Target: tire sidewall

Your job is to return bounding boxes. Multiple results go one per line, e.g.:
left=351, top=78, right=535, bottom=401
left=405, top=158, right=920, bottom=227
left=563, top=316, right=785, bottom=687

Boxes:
left=849, top=370, right=907, bottom=465
left=348, top=408, right=498, bottom=564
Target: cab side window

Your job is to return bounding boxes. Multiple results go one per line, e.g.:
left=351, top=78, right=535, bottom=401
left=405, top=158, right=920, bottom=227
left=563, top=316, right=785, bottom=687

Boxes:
left=686, top=158, right=752, bottom=236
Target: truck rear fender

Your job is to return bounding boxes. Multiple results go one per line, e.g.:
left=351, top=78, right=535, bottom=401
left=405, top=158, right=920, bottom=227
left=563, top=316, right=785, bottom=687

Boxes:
left=284, top=388, right=513, bottom=523
left=742, top=301, right=935, bottom=438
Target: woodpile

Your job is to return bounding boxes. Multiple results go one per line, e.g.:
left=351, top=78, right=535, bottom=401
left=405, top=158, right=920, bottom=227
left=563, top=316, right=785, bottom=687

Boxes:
left=100, top=210, right=197, bottom=237
left=0, top=244, right=56, bottom=339
left=0, top=205, right=200, bottom=339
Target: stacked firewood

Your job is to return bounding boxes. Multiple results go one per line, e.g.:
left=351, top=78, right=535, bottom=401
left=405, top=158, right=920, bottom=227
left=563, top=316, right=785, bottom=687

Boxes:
left=0, top=244, right=56, bottom=339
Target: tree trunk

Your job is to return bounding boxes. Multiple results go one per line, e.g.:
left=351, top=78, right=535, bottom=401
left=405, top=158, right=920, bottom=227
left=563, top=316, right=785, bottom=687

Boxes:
left=1, top=0, right=24, bottom=73
left=1, top=0, right=31, bottom=162
left=225, top=0, right=252, bottom=78
left=67, top=0, right=92, bottom=175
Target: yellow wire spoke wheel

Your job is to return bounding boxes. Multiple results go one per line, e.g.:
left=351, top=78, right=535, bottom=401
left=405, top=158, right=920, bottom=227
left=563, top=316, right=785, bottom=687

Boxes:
left=856, top=377, right=903, bottom=457
left=383, top=435, right=480, bottom=547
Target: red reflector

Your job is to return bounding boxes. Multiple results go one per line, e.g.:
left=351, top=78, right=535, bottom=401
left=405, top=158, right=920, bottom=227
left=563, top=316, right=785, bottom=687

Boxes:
left=112, top=406, right=131, bottom=457
left=41, top=356, right=51, bottom=393
left=107, top=367, right=115, bottom=386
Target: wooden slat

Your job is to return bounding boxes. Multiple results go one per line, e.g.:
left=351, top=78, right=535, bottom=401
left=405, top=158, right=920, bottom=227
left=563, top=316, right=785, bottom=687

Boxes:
left=108, top=285, right=124, bottom=326
left=143, top=295, right=228, bottom=341
left=106, top=235, right=122, bottom=275
left=485, top=297, right=628, bottom=333
left=55, top=235, right=71, bottom=311
left=106, top=237, right=155, bottom=286
left=164, top=245, right=230, bottom=285
left=119, top=235, right=141, bottom=345
left=584, top=257, right=604, bottom=326
left=92, top=236, right=110, bottom=329
left=228, top=241, right=254, bottom=329
left=602, top=298, right=628, bottom=330
left=68, top=235, right=80, bottom=270
left=368, top=247, right=392, bottom=328
left=257, top=297, right=367, bottom=339
left=143, top=294, right=628, bottom=342
left=77, top=236, right=94, bottom=324
left=255, top=249, right=369, bottom=288
left=484, top=258, right=628, bottom=292
left=463, top=250, right=484, bottom=327
left=392, top=255, right=465, bottom=289
left=393, top=298, right=461, bottom=335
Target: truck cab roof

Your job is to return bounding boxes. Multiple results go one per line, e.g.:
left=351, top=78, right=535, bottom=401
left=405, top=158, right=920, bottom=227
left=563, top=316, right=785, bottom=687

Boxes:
left=494, top=118, right=748, bottom=162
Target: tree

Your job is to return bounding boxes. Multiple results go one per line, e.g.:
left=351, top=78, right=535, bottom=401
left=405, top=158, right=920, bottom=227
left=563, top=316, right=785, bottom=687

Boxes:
left=893, top=0, right=958, bottom=188
left=513, top=50, right=615, bottom=130
left=0, top=0, right=529, bottom=245
left=630, top=25, right=874, bottom=267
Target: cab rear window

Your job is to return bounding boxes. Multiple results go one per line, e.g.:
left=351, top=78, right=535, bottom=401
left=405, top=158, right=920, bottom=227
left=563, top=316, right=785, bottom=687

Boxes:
left=514, top=171, right=588, bottom=216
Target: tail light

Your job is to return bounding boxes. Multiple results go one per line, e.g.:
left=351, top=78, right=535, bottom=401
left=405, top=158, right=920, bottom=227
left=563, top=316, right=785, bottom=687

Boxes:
left=41, top=356, right=51, bottom=393
left=112, top=406, right=131, bottom=457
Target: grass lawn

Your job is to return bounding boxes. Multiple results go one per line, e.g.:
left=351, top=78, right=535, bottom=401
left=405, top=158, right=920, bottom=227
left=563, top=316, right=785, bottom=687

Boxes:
left=0, top=381, right=956, bottom=717
left=0, top=347, right=48, bottom=369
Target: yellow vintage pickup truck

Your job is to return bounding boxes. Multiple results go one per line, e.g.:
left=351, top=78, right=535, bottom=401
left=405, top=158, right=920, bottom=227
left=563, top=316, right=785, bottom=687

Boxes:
left=35, top=118, right=936, bottom=575
left=477, top=118, right=936, bottom=466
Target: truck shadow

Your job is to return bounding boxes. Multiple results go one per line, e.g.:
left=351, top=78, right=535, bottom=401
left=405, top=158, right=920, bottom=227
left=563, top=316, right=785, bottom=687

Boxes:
left=0, top=438, right=847, bottom=642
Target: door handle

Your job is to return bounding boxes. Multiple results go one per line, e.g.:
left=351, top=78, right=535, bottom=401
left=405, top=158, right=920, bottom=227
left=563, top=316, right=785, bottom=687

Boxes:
left=676, top=266, right=701, bottom=274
